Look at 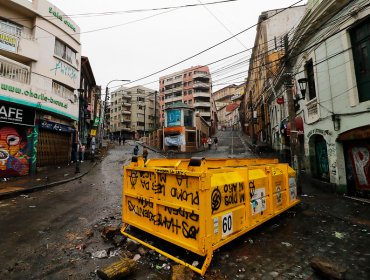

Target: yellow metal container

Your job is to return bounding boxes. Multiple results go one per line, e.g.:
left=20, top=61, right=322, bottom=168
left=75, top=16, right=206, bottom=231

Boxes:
left=121, top=157, right=299, bottom=275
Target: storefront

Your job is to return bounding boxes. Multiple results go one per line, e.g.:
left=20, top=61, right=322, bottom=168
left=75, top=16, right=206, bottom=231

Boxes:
left=340, top=125, right=370, bottom=196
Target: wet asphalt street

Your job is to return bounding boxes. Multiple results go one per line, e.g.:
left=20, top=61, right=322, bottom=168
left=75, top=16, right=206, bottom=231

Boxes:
left=0, top=130, right=369, bottom=279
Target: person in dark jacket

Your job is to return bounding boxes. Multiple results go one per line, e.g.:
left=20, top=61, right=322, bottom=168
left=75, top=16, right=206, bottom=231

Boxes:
left=133, top=145, right=139, bottom=156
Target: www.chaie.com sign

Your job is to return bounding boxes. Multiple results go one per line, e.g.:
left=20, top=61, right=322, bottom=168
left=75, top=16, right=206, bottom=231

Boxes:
left=1, top=83, right=68, bottom=109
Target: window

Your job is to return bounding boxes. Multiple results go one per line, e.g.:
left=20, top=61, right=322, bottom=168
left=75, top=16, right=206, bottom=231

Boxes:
left=184, top=109, right=194, bottom=127
left=52, top=81, right=74, bottom=100
left=305, top=59, right=316, bottom=100
left=137, top=97, right=145, bottom=102
left=54, top=39, right=76, bottom=64
left=351, top=17, right=370, bottom=102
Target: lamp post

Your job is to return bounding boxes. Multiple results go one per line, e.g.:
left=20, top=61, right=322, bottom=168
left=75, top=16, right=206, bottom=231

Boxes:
left=103, top=79, right=130, bottom=140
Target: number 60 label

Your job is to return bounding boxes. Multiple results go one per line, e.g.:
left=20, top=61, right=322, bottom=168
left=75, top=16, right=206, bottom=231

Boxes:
left=221, top=212, right=233, bottom=238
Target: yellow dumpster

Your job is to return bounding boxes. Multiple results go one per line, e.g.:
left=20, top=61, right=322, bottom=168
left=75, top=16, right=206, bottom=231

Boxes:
left=121, top=157, right=299, bottom=276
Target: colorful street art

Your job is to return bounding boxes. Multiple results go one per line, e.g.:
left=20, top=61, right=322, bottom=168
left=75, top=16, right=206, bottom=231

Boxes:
left=0, top=125, right=31, bottom=177
left=348, top=142, right=370, bottom=191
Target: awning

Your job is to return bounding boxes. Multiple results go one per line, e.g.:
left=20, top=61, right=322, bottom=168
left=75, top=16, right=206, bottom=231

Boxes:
left=286, top=116, right=304, bottom=136
left=338, top=125, right=370, bottom=141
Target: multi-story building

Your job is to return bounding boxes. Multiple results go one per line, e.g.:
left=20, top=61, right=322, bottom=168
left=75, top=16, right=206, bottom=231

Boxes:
left=79, top=56, right=101, bottom=147
left=0, top=0, right=81, bottom=176
left=240, top=6, right=306, bottom=146
left=159, top=66, right=211, bottom=126
left=213, top=84, right=238, bottom=129
left=109, top=85, right=158, bottom=140
left=267, top=0, right=370, bottom=196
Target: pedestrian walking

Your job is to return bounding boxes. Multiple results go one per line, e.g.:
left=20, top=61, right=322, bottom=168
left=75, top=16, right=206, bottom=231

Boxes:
left=214, top=137, right=218, bottom=150
left=202, top=136, right=207, bottom=149
left=118, top=137, right=122, bottom=145
left=207, top=137, right=213, bottom=150
left=80, top=143, right=85, bottom=162
left=133, top=145, right=139, bottom=156
left=143, top=148, right=148, bottom=162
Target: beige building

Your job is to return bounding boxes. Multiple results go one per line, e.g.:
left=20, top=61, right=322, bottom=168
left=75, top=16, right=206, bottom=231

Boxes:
left=0, top=0, right=81, bottom=176
left=109, top=85, right=158, bottom=140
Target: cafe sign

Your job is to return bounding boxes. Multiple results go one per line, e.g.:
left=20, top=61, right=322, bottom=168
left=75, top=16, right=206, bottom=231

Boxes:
left=0, top=102, right=35, bottom=126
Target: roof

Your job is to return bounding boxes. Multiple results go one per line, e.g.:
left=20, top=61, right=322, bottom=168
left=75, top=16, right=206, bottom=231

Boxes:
left=226, top=103, right=239, bottom=112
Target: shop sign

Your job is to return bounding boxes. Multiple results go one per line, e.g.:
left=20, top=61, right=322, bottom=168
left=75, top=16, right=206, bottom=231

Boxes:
left=49, top=7, right=76, bottom=32
left=0, top=103, right=35, bottom=126
left=166, top=109, right=181, bottom=127
left=93, top=117, right=100, bottom=126
left=39, top=120, right=74, bottom=133
left=90, top=129, right=97, bottom=136
left=0, top=32, right=18, bottom=53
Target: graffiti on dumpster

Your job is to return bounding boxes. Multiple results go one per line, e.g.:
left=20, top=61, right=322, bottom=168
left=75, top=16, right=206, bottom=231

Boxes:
left=125, top=169, right=201, bottom=240
left=127, top=198, right=200, bottom=240
left=211, top=182, right=245, bottom=214
left=211, top=187, right=222, bottom=213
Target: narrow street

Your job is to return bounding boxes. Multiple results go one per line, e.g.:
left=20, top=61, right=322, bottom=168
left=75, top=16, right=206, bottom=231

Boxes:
left=0, top=130, right=370, bottom=280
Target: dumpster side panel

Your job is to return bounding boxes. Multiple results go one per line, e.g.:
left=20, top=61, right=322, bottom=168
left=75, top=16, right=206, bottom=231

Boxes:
left=123, top=166, right=205, bottom=254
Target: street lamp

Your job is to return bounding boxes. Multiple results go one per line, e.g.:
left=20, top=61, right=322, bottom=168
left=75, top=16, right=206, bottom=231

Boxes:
left=297, top=78, right=308, bottom=100
left=103, top=79, right=130, bottom=140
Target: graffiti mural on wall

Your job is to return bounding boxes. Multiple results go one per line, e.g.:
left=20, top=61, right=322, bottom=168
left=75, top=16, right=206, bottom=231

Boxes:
left=0, top=125, right=31, bottom=177
left=348, top=142, right=370, bottom=191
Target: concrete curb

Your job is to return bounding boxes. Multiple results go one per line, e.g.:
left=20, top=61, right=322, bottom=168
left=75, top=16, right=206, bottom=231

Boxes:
left=0, top=161, right=99, bottom=200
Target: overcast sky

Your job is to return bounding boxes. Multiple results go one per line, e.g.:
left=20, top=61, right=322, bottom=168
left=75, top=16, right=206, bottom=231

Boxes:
left=49, top=0, right=306, bottom=92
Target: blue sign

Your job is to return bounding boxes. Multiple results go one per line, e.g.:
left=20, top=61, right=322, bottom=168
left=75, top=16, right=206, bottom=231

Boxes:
left=167, top=109, right=181, bottom=127
left=39, top=120, right=75, bottom=133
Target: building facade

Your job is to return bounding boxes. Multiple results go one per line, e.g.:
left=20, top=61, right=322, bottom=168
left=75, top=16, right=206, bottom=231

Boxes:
left=288, top=0, right=370, bottom=195
left=240, top=6, right=306, bottom=147
left=159, top=66, right=211, bottom=126
left=79, top=56, right=101, bottom=148
left=0, top=0, right=81, bottom=176
left=109, top=85, right=158, bottom=140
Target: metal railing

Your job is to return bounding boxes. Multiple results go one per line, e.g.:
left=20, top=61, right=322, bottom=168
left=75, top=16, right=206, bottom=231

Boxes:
left=0, top=20, right=33, bottom=40
left=0, top=58, right=30, bottom=84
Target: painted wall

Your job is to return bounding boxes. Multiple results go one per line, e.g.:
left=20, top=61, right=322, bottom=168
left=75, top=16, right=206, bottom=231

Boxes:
left=0, top=124, right=32, bottom=177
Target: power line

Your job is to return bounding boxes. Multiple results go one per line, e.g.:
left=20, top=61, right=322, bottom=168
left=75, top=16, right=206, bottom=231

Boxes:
left=8, top=0, right=240, bottom=21
left=122, top=0, right=305, bottom=86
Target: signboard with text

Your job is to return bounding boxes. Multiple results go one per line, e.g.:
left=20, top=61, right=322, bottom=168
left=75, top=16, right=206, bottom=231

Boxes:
left=0, top=102, right=35, bottom=126
left=0, top=32, right=18, bottom=53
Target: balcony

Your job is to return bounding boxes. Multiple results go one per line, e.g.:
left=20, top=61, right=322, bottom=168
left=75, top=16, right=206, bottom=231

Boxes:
left=193, top=101, right=210, bottom=107
left=193, top=92, right=210, bottom=98
left=193, top=82, right=210, bottom=89
left=0, top=21, right=38, bottom=61
left=123, top=102, right=131, bottom=106
left=193, top=72, right=210, bottom=79
left=122, top=110, right=131, bottom=115
left=0, top=57, right=30, bottom=84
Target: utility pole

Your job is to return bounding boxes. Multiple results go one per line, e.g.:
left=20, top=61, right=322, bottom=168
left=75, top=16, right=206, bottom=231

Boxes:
left=143, top=104, right=146, bottom=137
left=154, top=91, right=157, bottom=130
left=284, top=34, right=302, bottom=194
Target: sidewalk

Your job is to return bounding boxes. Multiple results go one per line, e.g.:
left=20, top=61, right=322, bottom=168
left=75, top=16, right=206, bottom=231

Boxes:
left=0, top=152, right=104, bottom=200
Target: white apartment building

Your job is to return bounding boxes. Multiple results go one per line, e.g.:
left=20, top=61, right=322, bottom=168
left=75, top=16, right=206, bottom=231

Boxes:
left=109, top=85, right=158, bottom=140
left=0, top=0, right=81, bottom=176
